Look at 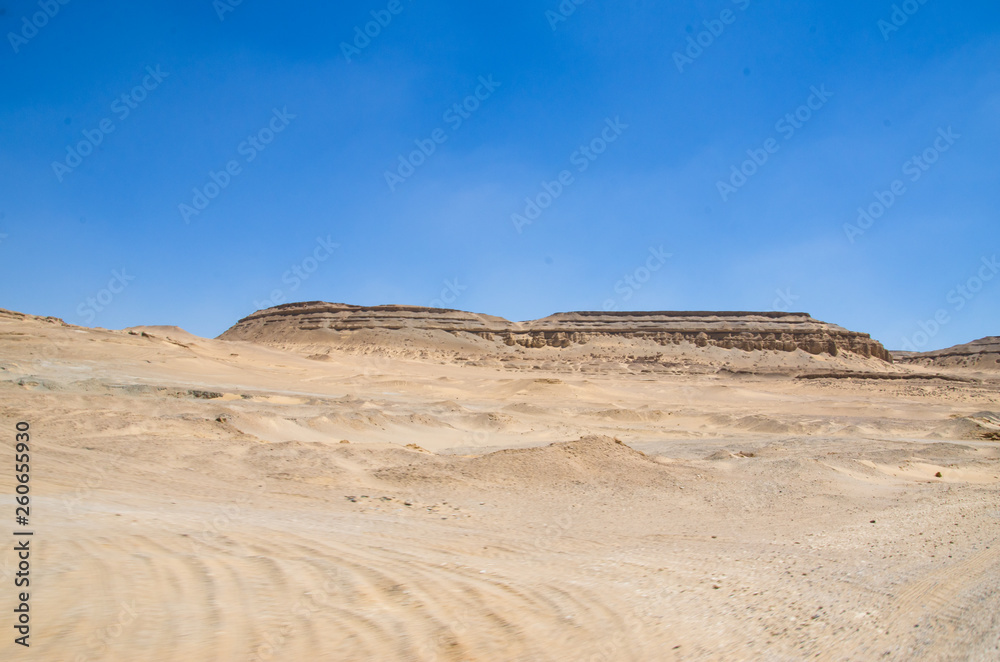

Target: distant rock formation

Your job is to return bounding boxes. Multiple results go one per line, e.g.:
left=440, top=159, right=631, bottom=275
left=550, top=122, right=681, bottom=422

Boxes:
left=894, top=337, right=1000, bottom=370
left=219, top=302, right=891, bottom=361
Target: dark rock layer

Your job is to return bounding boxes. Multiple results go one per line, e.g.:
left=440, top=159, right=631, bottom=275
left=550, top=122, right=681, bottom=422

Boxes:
left=894, top=336, right=1000, bottom=370
left=220, top=302, right=891, bottom=361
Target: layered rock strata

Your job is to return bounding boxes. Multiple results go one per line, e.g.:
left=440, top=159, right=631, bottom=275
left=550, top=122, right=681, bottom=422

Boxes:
left=220, top=302, right=891, bottom=361
left=894, top=337, right=1000, bottom=370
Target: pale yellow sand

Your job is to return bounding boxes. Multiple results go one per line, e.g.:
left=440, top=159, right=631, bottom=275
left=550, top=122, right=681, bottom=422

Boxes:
left=1, top=309, right=998, bottom=660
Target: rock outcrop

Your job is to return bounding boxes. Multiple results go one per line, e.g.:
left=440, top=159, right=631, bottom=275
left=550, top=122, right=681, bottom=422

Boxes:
left=219, top=302, right=891, bottom=362
left=894, top=337, right=1000, bottom=371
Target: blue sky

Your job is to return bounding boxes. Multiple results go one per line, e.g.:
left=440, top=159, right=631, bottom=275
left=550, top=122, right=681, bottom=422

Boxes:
left=0, top=1, right=997, bottom=350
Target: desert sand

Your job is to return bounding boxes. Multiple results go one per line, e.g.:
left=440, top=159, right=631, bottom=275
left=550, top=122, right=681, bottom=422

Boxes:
left=1, top=305, right=998, bottom=661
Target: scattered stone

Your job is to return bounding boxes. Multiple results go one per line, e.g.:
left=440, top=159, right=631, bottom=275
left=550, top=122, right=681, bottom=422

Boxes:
left=189, top=390, right=223, bottom=399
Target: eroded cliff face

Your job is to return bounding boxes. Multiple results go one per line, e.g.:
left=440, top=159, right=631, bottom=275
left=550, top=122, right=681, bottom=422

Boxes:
left=219, top=302, right=891, bottom=362
left=895, top=337, right=1000, bottom=370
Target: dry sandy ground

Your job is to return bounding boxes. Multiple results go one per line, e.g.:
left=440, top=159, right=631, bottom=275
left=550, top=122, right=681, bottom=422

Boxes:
left=1, top=310, right=999, bottom=661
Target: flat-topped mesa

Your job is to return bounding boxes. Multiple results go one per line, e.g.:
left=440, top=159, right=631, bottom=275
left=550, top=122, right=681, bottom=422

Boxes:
left=220, top=302, right=892, bottom=362
left=505, top=310, right=890, bottom=360
left=895, top=336, right=1000, bottom=370
left=224, top=301, right=510, bottom=334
